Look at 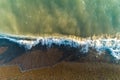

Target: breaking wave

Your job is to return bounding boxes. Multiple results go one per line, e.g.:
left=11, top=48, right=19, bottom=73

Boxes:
left=0, top=34, right=120, bottom=61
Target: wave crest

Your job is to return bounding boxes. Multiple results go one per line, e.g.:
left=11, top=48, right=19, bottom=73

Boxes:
left=0, top=34, right=120, bottom=62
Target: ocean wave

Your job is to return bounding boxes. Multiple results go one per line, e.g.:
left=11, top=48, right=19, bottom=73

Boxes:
left=0, top=34, right=120, bottom=61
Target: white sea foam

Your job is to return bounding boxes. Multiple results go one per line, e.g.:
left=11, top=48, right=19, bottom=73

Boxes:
left=0, top=35, right=120, bottom=60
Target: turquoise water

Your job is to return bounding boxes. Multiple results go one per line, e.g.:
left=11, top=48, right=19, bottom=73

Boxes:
left=0, top=0, right=120, bottom=37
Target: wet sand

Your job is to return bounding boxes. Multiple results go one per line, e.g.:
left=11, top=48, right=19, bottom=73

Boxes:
left=0, top=62, right=120, bottom=80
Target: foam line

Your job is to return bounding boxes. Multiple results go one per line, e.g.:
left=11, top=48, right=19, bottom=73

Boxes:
left=0, top=34, right=120, bottom=60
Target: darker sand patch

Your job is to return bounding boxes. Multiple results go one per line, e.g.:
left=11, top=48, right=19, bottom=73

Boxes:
left=8, top=48, right=63, bottom=71
left=0, top=47, right=7, bottom=54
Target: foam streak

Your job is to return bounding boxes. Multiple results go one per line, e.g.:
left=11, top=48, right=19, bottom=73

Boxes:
left=0, top=35, right=120, bottom=60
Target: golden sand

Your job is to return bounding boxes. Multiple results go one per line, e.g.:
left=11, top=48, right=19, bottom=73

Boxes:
left=0, top=62, right=119, bottom=80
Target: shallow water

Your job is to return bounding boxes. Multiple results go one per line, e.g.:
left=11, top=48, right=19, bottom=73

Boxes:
left=0, top=0, right=120, bottom=37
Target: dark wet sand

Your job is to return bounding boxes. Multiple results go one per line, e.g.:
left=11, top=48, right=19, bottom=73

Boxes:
left=0, top=62, right=120, bottom=80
